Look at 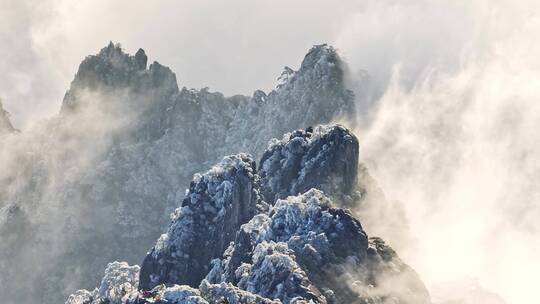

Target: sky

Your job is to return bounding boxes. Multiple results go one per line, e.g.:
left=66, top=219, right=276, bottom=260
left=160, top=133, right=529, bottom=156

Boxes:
left=2, top=1, right=540, bottom=303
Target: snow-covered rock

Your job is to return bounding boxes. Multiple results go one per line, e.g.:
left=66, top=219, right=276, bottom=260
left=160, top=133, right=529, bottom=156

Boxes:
left=138, top=123, right=364, bottom=292
left=139, top=154, right=266, bottom=290
left=199, top=280, right=281, bottom=304
left=127, top=284, right=209, bottom=304
left=97, top=262, right=140, bottom=302
left=66, top=261, right=139, bottom=304
left=207, top=189, right=429, bottom=304
left=67, top=265, right=281, bottom=304
left=68, top=189, right=428, bottom=304
left=223, top=44, right=356, bottom=158
left=259, top=125, right=359, bottom=205
left=65, top=290, right=94, bottom=304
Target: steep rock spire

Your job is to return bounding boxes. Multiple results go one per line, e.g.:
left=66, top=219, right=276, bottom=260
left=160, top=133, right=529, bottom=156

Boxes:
left=139, top=154, right=266, bottom=290
left=60, top=42, right=178, bottom=114
left=223, top=44, right=357, bottom=157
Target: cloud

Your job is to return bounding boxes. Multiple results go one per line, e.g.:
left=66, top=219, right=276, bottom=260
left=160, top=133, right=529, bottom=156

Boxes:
left=339, top=1, right=540, bottom=303
left=0, top=0, right=65, bottom=128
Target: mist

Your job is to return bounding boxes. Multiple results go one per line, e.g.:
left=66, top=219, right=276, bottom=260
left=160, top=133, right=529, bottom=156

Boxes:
left=2, top=1, right=539, bottom=304
left=340, top=1, right=540, bottom=303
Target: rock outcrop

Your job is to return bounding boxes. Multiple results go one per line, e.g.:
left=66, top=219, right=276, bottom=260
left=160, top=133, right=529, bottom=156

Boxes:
left=139, top=154, right=266, bottom=290
left=207, top=189, right=429, bottom=304
left=259, top=125, right=359, bottom=205
left=65, top=261, right=140, bottom=304
left=67, top=189, right=429, bottom=304
left=223, top=44, right=356, bottom=157
left=66, top=124, right=430, bottom=304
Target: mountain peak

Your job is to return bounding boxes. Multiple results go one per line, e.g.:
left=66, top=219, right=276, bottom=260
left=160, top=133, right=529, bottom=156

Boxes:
left=298, top=44, right=342, bottom=74
left=100, top=41, right=123, bottom=56
left=273, top=44, right=345, bottom=90
left=94, top=42, right=149, bottom=70
left=91, top=42, right=147, bottom=71
left=61, top=42, right=177, bottom=113
left=303, top=43, right=336, bottom=62
left=134, top=48, right=148, bottom=70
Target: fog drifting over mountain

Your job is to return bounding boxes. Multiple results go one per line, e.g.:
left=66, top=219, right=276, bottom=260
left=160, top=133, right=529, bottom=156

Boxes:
left=2, top=1, right=539, bottom=304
